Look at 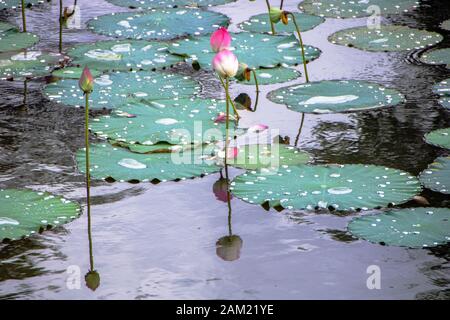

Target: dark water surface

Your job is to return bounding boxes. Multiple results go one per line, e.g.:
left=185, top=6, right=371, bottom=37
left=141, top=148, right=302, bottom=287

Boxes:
left=0, top=0, right=449, bottom=299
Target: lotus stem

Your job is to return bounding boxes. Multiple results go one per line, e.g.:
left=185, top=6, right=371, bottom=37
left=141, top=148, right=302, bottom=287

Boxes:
left=251, top=69, right=260, bottom=111
left=85, top=93, right=94, bottom=271
left=264, top=0, right=276, bottom=35
left=59, top=0, right=63, bottom=53
left=224, top=77, right=230, bottom=169
left=280, top=0, right=284, bottom=9
left=294, top=113, right=305, bottom=147
left=23, top=79, right=28, bottom=107
left=288, top=13, right=309, bottom=83
left=21, top=0, right=26, bottom=32
left=219, top=76, right=240, bottom=120
left=224, top=164, right=232, bottom=237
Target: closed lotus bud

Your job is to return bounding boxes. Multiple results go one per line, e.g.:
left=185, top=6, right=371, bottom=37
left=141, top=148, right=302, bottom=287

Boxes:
left=216, top=235, right=243, bottom=261
left=85, top=270, right=100, bottom=291
left=78, top=66, right=94, bottom=94
left=269, top=7, right=283, bottom=23
left=212, top=49, right=239, bottom=78
left=235, top=63, right=251, bottom=82
left=210, top=27, right=232, bottom=53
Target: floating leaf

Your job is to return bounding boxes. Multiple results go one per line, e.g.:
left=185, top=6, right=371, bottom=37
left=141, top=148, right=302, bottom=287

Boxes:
left=88, top=9, right=229, bottom=41
left=0, top=51, right=64, bottom=80
left=424, top=128, right=450, bottom=150
left=52, top=67, right=103, bottom=79
left=230, top=164, right=421, bottom=211
left=236, top=67, right=300, bottom=85
left=90, top=98, right=230, bottom=145
left=419, top=156, right=450, bottom=194
left=76, top=143, right=219, bottom=182
left=170, top=33, right=321, bottom=69
left=441, top=19, right=450, bottom=31
left=348, top=207, right=450, bottom=248
left=420, top=48, right=450, bottom=69
left=329, top=25, right=443, bottom=52
left=106, top=0, right=236, bottom=9
left=67, top=40, right=183, bottom=72
left=228, top=144, right=311, bottom=170
left=0, top=0, right=43, bottom=9
left=299, top=0, right=419, bottom=18
left=0, top=189, right=81, bottom=242
left=432, top=78, right=450, bottom=109
left=267, top=80, right=405, bottom=114
left=0, top=22, right=39, bottom=53
left=111, top=141, right=187, bottom=154
left=238, top=12, right=324, bottom=34
left=44, top=71, right=200, bottom=109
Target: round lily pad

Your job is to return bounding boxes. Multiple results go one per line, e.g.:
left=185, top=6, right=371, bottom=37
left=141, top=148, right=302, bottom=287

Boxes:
left=237, top=67, right=301, bottom=85
left=0, top=22, right=39, bottom=53
left=432, top=78, right=450, bottom=109
left=420, top=48, right=450, bottom=69
left=419, top=157, right=450, bottom=194
left=267, top=80, right=405, bottom=114
left=44, top=71, right=200, bottom=109
left=230, top=164, right=421, bottom=211
left=111, top=141, right=187, bottom=154
left=228, top=144, right=311, bottom=170
left=238, top=12, right=324, bottom=34
left=0, top=0, right=43, bottom=9
left=0, top=189, right=81, bottom=242
left=52, top=67, right=104, bottom=79
left=87, top=9, right=229, bottom=41
left=441, top=19, right=450, bottom=31
left=0, top=51, right=64, bottom=80
left=68, top=40, right=183, bottom=72
left=329, top=25, right=443, bottom=52
left=76, top=143, right=219, bottom=183
left=348, top=207, right=450, bottom=248
left=170, top=33, right=321, bottom=69
left=90, top=98, right=229, bottom=146
left=424, top=128, right=450, bottom=150
left=299, top=0, right=419, bottom=18
left=106, top=0, right=236, bottom=9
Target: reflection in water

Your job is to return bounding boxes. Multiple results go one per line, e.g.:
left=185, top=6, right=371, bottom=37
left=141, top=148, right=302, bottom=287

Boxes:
left=215, top=165, right=243, bottom=262
left=84, top=184, right=100, bottom=291
left=294, top=113, right=305, bottom=147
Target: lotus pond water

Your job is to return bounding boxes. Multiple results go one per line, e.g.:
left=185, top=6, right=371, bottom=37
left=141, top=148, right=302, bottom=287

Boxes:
left=0, top=0, right=449, bottom=301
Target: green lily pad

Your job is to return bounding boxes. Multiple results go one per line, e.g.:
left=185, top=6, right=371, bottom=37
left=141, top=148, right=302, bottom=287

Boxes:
left=230, top=164, right=421, bottom=211
left=299, top=0, right=419, bottom=18
left=90, top=98, right=229, bottom=145
left=0, top=189, right=81, bottom=242
left=267, top=80, right=405, bottom=114
left=329, top=25, right=443, bottom=52
left=419, top=156, right=450, bottom=194
left=433, top=78, right=450, bottom=109
left=348, top=207, right=450, bottom=248
left=170, top=33, right=321, bottom=69
left=0, top=0, right=43, bottom=9
left=238, top=12, right=324, bottom=34
left=76, top=143, right=219, bottom=182
left=420, top=48, right=450, bottom=69
left=0, top=22, right=39, bottom=53
left=111, top=141, right=187, bottom=154
left=424, top=128, right=450, bottom=150
left=106, top=0, right=236, bottom=9
left=87, top=9, right=229, bottom=41
left=0, top=51, right=64, bottom=80
left=44, top=71, right=200, bottom=109
left=237, top=67, right=301, bottom=85
left=441, top=19, right=450, bottom=31
left=68, top=40, right=183, bottom=72
left=229, top=144, right=311, bottom=170
left=52, top=67, right=104, bottom=79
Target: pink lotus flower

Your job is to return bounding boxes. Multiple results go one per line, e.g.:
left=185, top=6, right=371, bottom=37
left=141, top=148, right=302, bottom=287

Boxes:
left=248, top=124, right=269, bottom=133
left=210, top=27, right=232, bottom=52
left=212, top=49, right=239, bottom=78
left=78, top=66, right=94, bottom=94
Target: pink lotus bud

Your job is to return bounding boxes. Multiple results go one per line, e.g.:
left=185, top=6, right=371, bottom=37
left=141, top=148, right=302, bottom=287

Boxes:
left=210, top=27, right=232, bottom=53
left=212, top=49, right=239, bottom=78
left=227, top=146, right=239, bottom=159
left=248, top=124, right=269, bottom=133
left=214, top=112, right=227, bottom=123
left=78, top=66, right=94, bottom=94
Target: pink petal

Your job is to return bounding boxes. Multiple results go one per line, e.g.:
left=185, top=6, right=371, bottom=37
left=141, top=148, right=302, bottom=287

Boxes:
left=210, top=27, right=232, bottom=53
left=248, top=124, right=269, bottom=133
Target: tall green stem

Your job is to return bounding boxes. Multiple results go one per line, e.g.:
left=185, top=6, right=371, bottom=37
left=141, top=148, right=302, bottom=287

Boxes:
left=219, top=76, right=240, bottom=120
left=23, top=79, right=28, bottom=107
left=85, top=93, right=94, bottom=271
left=294, top=113, right=305, bottom=147
left=59, top=0, right=63, bottom=53
left=264, top=0, right=276, bottom=35
left=224, top=77, right=230, bottom=168
left=251, top=69, right=260, bottom=112
left=21, top=0, right=27, bottom=32
left=279, top=0, right=284, bottom=9
left=289, top=13, right=310, bottom=83
left=224, top=164, right=232, bottom=237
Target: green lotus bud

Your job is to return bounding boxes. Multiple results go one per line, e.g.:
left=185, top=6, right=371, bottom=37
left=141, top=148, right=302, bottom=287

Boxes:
left=85, top=270, right=100, bottom=291
left=235, top=63, right=251, bottom=82
left=269, top=7, right=283, bottom=23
